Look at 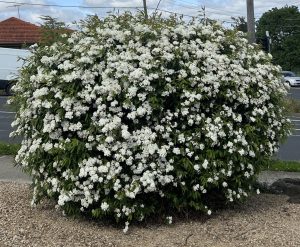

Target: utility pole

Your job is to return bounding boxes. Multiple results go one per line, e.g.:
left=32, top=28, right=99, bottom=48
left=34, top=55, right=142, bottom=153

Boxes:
left=246, top=0, right=255, bottom=43
left=143, top=0, right=148, bottom=20
left=202, top=6, right=207, bottom=25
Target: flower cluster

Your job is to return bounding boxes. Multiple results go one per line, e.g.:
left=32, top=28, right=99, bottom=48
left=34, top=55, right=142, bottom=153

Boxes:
left=11, top=13, right=290, bottom=227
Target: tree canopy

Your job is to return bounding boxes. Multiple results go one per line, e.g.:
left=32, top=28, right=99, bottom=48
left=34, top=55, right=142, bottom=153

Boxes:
left=39, top=16, right=71, bottom=46
left=231, top=16, right=247, bottom=33
left=256, top=6, right=300, bottom=71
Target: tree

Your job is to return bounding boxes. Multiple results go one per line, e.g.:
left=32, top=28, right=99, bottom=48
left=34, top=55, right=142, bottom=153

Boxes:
left=256, top=6, right=300, bottom=71
left=39, top=16, right=71, bottom=46
left=231, top=16, right=247, bottom=32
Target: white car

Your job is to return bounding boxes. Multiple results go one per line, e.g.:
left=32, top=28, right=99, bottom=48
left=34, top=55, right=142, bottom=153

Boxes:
left=282, top=71, right=300, bottom=87
left=0, top=47, right=30, bottom=95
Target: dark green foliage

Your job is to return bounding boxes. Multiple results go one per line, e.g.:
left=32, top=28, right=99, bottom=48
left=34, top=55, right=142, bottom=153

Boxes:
left=0, top=142, right=20, bottom=155
left=256, top=6, right=300, bottom=71
left=39, top=15, right=71, bottom=46
left=231, top=16, right=247, bottom=33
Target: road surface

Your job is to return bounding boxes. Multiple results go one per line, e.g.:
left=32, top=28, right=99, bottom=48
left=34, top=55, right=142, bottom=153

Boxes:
left=288, top=87, right=300, bottom=100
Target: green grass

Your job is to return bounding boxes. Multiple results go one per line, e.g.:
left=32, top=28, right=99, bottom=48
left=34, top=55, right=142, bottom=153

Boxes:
left=264, top=160, right=300, bottom=172
left=0, top=92, right=18, bottom=112
left=0, top=142, right=20, bottom=155
left=285, top=98, right=300, bottom=113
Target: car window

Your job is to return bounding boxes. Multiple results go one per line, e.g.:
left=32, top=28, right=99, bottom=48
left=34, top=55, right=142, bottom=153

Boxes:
left=283, top=72, right=296, bottom=77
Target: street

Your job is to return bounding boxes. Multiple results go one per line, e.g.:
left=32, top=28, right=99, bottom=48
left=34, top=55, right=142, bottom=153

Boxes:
left=288, top=87, right=300, bottom=100
left=0, top=88, right=300, bottom=160
left=0, top=96, right=20, bottom=144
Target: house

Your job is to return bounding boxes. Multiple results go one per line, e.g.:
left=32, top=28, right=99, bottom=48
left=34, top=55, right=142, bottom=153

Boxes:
left=0, top=17, right=41, bottom=48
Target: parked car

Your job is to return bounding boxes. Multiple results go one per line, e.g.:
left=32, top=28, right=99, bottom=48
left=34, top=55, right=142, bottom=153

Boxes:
left=282, top=71, right=300, bottom=87
left=0, top=47, right=30, bottom=95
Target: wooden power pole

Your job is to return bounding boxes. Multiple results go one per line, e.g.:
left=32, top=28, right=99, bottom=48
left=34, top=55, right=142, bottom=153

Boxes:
left=143, top=0, right=148, bottom=19
left=246, top=0, right=255, bottom=43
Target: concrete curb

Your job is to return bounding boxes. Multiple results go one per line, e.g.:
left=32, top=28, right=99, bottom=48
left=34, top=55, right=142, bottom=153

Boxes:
left=0, top=155, right=31, bottom=183
left=258, top=171, right=300, bottom=186
left=0, top=178, right=31, bottom=184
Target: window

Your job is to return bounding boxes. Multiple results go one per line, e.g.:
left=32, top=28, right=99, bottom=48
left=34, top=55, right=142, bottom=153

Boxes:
left=282, top=71, right=296, bottom=77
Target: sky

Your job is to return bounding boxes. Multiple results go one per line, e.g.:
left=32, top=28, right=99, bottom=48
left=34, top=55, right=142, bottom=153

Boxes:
left=0, top=0, right=299, bottom=27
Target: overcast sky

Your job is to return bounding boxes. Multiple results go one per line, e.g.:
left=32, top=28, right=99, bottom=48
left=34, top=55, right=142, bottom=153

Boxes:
left=0, top=0, right=299, bottom=26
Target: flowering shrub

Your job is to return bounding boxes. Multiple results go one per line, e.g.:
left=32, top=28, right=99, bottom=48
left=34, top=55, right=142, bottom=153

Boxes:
left=11, top=13, right=290, bottom=229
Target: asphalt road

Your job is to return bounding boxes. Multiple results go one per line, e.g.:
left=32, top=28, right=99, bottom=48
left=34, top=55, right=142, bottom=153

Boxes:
left=0, top=96, right=20, bottom=144
left=288, top=87, right=300, bottom=100
left=0, top=88, right=300, bottom=160
left=276, top=115, right=300, bottom=161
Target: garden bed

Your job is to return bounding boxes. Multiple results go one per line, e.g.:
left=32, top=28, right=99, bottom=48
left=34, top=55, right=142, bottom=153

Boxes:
left=1, top=182, right=299, bottom=247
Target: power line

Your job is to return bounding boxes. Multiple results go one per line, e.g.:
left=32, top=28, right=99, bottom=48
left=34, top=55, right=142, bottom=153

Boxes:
left=205, top=10, right=240, bottom=18
left=166, top=0, right=244, bottom=16
left=205, top=6, right=244, bottom=15
left=176, top=0, right=199, bottom=7
left=288, top=0, right=300, bottom=5
left=0, top=0, right=198, bottom=18
left=163, top=0, right=200, bottom=11
left=156, top=8, right=197, bottom=18
left=6, top=4, right=20, bottom=18
left=0, top=1, right=202, bottom=20
left=0, top=0, right=144, bottom=9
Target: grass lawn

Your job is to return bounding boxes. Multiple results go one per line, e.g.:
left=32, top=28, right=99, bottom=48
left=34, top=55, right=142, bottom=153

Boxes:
left=0, top=91, right=17, bottom=112
left=264, top=160, right=300, bottom=172
left=0, top=142, right=20, bottom=155
left=285, top=97, right=300, bottom=113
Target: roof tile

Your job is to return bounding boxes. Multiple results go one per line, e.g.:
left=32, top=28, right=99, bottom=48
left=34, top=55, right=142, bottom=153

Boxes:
left=0, top=17, right=41, bottom=44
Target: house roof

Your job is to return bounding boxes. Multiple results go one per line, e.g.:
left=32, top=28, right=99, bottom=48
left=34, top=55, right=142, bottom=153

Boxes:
left=0, top=17, right=41, bottom=45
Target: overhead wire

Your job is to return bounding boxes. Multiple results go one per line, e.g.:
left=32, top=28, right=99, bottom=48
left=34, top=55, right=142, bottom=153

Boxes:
left=163, top=0, right=201, bottom=11
left=0, top=0, right=199, bottom=18
left=156, top=8, right=197, bottom=18
left=0, top=0, right=144, bottom=9
left=175, top=0, right=200, bottom=7
left=1, top=0, right=299, bottom=24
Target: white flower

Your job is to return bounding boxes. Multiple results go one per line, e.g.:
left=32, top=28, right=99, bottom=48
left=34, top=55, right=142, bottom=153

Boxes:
left=105, top=136, right=114, bottom=143
left=101, top=202, right=109, bottom=211
left=123, top=221, right=130, bottom=234
left=202, top=159, right=208, bottom=169
left=193, top=184, right=200, bottom=191
left=166, top=216, right=173, bottom=224
left=173, top=148, right=181, bottom=155
left=222, top=182, right=228, bottom=187
left=158, top=148, right=167, bottom=158
left=178, top=134, right=185, bottom=143
left=194, top=164, right=200, bottom=171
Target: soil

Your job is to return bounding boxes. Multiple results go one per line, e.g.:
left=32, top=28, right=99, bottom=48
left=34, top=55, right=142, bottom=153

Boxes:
left=0, top=181, right=299, bottom=247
